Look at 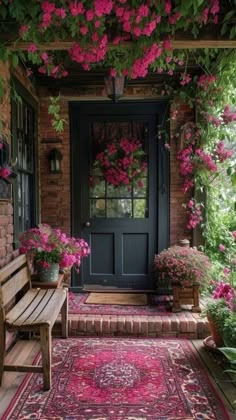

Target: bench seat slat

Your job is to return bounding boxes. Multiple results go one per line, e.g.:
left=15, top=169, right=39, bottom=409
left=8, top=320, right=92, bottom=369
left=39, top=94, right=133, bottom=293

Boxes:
left=34, top=289, right=67, bottom=326
left=5, top=289, right=67, bottom=329
left=4, top=288, right=40, bottom=323
left=6, top=289, right=49, bottom=326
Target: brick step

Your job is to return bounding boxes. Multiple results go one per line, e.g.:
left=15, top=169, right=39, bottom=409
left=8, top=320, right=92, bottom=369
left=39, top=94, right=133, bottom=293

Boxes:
left=54, top=312, right=210, bottom=339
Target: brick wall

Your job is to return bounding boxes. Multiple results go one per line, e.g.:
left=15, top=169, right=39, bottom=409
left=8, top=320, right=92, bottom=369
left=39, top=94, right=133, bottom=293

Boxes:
left=0, top=63, right=38, bottom=268
left=39, top=96, right=70, bottom=233
left=38, top=85, right=195, bottom=245
left=170, top=101, right=194, bottom=245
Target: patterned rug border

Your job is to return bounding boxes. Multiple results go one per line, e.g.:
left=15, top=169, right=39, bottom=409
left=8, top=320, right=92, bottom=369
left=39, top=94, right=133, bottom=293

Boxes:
left=69, top=292, right=174, bottom=316
left=2, top=337, right=231, bottom=420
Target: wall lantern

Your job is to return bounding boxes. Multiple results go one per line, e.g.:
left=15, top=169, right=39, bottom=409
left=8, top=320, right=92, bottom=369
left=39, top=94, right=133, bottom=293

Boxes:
left=48, top=148, right=63, bottom=173
left=104, top=75, right=125, bottom=103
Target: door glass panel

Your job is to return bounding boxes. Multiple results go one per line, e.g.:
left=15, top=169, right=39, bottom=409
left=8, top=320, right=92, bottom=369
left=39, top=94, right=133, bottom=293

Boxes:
left=90, top=199, right=106, bottom=218
left=107, top=199, right=132, bottom=218
left=89, top=121, right=149, bottom=218
left=90, top=177, right=105, bottom=197
left=133, top=178, right=147, bottom=197
left=134, top=199, right=147, bottom=218
left=107, top=183, right=131, bottom=198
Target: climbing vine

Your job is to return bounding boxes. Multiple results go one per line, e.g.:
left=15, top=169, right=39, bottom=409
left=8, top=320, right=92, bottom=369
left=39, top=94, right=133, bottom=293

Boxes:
left=172, top=50, right=236, bottom=285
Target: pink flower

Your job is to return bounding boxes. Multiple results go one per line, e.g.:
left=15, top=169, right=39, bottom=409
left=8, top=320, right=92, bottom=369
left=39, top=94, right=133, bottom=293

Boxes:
left=69, top=1, right=84, bottom=16
left=0, top=166, right=12, bottom=179
left=219, top=244, right=226, bottom=252
left=41, top=1, right=55, bottom=14
left=86, top=9, right=94, bottom=21
left=41, top=52, right=49, bottom=63
left=27, top=44, right=38, bottom=53
left=19, top=25, right=29, bottom=37
left=232, top=231, right=236, bottom=239
left=55, top=7, right=66, bottom=18
left=187, top=199, right=194, bottom=208
left=94, top=0, right=113, bottom=17
left=165, top=1, right=172, bottom=14
left=110, top=68, right=117, bottom=77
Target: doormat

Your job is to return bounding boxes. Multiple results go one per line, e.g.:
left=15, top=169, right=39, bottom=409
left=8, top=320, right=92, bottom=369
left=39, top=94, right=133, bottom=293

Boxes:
left=2, top=337, right=230, bottom=420
left=69, top=292, right=174, bottom=315
left=85, top=292, right=148, bottom=305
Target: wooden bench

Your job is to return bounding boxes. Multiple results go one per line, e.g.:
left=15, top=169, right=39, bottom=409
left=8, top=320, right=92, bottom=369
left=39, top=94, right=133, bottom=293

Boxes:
left=0, top=254, right=68, bottom=391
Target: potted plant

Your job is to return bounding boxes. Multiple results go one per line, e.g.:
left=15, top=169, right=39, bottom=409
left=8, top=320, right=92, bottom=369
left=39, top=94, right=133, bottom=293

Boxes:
left=154, top=245, right=212, bottom=312
left=203, top=299, right=230, bottom=347
left=222, top=313, right=236, bottom=348
left=19, top=224, right=90, bottom=282
left=203, top=281, right=235, bottom=348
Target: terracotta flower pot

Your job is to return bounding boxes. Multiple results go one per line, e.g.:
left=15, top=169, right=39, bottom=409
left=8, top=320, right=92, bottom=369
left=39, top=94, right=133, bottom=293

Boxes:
left=207, top=315, right=224, bottom=347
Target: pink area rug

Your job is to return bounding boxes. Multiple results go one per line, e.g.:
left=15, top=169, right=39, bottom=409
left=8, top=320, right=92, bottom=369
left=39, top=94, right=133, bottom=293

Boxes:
left=3, top=338, right=230, bottom=420
left=69, top=292, right=174, bottom=315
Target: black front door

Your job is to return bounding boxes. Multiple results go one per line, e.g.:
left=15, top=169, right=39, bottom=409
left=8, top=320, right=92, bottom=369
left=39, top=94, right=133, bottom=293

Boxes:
left=70, top=102, right=169, bottom=291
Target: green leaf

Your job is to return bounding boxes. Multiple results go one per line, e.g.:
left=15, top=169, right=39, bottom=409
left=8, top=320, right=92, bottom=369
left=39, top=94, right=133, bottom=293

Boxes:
left=218, top=347, right=236, bottom=362
left=221, top=23, right=229, bottom=36
left=11, top=54, right=19, bottom=68
left=231, top=173, right=236, bottom=186
left=230, top=26, right=236, bottom=39
left=223, top=10, right=235, bottom=23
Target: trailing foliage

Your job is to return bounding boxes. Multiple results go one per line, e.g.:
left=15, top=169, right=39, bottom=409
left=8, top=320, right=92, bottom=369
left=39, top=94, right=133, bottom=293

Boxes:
left=0, top=0, right=235, bottom=80
left=172, top=49, right=236, bottom=285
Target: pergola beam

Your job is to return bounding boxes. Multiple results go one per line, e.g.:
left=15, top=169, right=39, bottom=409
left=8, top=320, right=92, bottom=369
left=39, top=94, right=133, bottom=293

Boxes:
left=9, top=39, right=236, bottom=51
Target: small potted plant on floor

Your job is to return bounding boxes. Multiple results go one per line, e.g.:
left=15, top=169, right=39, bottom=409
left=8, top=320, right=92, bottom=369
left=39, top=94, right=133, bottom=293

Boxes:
left=203, top=281, right=236, bottom=348
left=154, top=245, right=212, bottom=312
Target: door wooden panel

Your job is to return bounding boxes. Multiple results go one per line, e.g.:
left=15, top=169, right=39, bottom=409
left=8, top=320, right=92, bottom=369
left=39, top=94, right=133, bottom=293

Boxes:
left=70, top=102, right=169, bottom=291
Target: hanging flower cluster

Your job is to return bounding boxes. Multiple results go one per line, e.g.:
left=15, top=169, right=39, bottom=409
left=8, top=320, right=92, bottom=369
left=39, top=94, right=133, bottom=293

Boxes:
left=0, top=165, right=12, bottom=179
left=212, top=281, right=236, bottom=311
left=186, top=198, right=203, bottom=230
left=93, top=138, right=147, bottom=187
left=0, top=140, right=13, bottom=180
left=0, top=0, right=227, bottom=80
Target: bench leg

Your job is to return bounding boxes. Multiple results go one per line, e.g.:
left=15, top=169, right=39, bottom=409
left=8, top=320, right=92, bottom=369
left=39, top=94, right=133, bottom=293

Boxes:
left=61, top=291, right=68, bottom=339
left=40, top=325, right=51, bottom=391
left=0, top=323, right=6, bottom=386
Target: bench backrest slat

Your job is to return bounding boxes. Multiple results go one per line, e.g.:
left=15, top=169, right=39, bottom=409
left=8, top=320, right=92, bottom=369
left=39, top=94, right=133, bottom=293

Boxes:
left=0, top=255, right=30, bottom=307
left=0, top=254, right=27, bottom=284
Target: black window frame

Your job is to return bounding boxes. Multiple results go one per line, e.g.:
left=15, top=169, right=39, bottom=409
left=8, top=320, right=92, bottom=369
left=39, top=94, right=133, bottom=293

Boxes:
left=11, top=78, right=39, bottom=248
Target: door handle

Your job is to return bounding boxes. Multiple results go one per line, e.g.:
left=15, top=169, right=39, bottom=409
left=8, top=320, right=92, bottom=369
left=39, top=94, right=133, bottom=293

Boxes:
left=84, top=221, right=91, bottom=227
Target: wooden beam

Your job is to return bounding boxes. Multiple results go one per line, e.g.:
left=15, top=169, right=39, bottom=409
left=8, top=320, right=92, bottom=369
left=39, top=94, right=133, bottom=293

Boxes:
left=9, top=39, right=236, bottom=51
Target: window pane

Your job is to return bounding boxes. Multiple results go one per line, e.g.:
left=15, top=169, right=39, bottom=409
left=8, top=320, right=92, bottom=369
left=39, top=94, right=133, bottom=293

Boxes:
left=107, top=199, right=132, bottom=218
left=90, top=177, right=105, bottom=197
left=134, top=178, right=147, bottom=197
left=134, top=199, right=147, bottom=218
left=90, top=199, right=106, bottom=218
left=107, top=183, right=131, bottom=198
